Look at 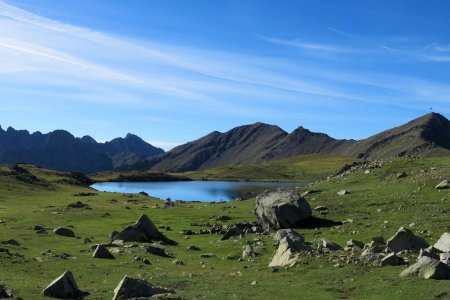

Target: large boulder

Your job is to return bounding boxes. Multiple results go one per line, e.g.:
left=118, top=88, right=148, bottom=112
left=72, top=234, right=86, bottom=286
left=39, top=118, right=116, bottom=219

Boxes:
left=435, top=180, right=449, bottom=190
left=386, top=227, right=429, bottom=253
left=255, top=190, right=312, bottom=229
left=400, top=256, right=450, bottom=280
left=41, top=271, right=86, bottom=298
left=113, top=276, right=174, bottom=300
left=434, top=232, right=450, bottom=253
left=113, top=215, right=177, bottom=245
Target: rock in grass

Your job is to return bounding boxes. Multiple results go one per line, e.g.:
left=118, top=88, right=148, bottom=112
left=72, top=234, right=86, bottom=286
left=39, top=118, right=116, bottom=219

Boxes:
left=396, top=172, right=407, bottom=179
left=346, top=239, right=365, bottom=249
left=400, top=256, right=450, bottom=280
left=379, top=253, right=404, bottom=266
left=434, top=232, right=450, bottom=253
left=113, top=215, right=177, bottom=245
left=269, top=237, right=302, bottom=267
left=435, top=180, right=449, bottom=190
left=220, top=226, right=243, bottom=241
left=41, top=271, right=87, bottom=298
left=112, top=276, right=174, bottom=300
left=274, top=229, right=306, bottom=250
left=0, top=283, right=12, bottom=298
left=92, top=244, right=115, bottom=259
left=145, top=244, right=167, bottom=257
left=242, top=245, right=255, bottom=259
left=320, top=239, right=342, bottom=251
left=255, top=190, right=312, bottom=229
left=198, top=253, right=216, bottom=258
left=337, top=190, right=350, bottom=196
left=440, top=253, right=450, bottom=266
left=53, top=227, right=75, bottom=237
left=386, top=227, right=429, bottom=253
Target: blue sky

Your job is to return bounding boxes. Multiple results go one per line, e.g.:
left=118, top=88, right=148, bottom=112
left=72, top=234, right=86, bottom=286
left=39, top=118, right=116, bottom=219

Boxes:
left=0, top=0, right=449, bottom=150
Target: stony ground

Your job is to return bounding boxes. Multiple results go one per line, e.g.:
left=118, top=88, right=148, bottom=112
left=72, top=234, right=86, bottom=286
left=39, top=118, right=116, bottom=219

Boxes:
left=0, top=156, right=449, bottom=299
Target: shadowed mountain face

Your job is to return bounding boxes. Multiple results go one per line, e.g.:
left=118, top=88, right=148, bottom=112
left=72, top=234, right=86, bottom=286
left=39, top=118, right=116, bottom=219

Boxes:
left=343, top=113, right=450, bottom=159
left=0, top=127, right=163, bottom=174
left=126, top=113, right=450, bottom=173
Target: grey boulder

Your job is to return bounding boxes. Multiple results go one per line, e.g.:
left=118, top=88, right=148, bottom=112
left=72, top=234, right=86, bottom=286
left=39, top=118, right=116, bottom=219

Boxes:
left=113, top=276, right=174, bottom=300
left=53, top=227, right=75, bottom=238
left=434, top=232, right=450, bottom=253
left=255, top=190, right=312, bottom=229
left=386, top=227, right=429, bottom=253
left=92, top=244, right=115, bottom=259
left=400, top=256, right=450, bottom=280
left=41, top=271, right=85, bottom=298
left=113, top=215, right=177, bottom=245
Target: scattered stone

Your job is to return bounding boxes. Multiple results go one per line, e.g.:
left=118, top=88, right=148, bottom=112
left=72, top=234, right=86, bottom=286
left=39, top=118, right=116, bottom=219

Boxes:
left=434, top=232, right=450, bottom=253
left=255, top=190, right=312, bottom=229
left=250, top=281, right=257, bottom=285
left=400, top=256, right=450, bottom=280
left=41, top=271, right=87, bottom=298
left=215, top=215, right=231, bottom=222
left=133, top=256, right=151, bottom=264
left=337, top=190, right=350, bottom=196
left=145, top=244, right=167, bottom=257
left=53, top=227, right=75, bottom=238
left=346, top=239, right=365, bottom=249
left=440, top=253, right=450, bottom=266
left=92, top=244, right=115, bottom=259
left=220, top=226, right=243, bottom=241
left=386, top=227, right=429, bottom=253
left=109, top=231, right=119, bottom=239
left=199, top=253, right=216, bottom=258
left=320, top=239, right=342, bottom=251
left=435, top=180, right=449, bottom=190
left=242, top=245, right=256, bottom=259
left=0, top=239, right=20, bottom=246
left=396, top=172, right=407, bottom=179
left=0, top=283, right=12, bottom=298
left=67, top=201, right=90, bottom=209
left=379, top=253, right=404, bottom=266
left=172, top=259, right=184, bottom=265
left=186, top=245, right=200, bottom=251
left=73, top=192, right=97, bottom=197
left=269, top=236, right=303, bottom=267
left=418, top=247, right=440, bottom=260
left=314, top=206, right=328, bottom=212
left=273, top=229, right=306, bottom=250
left=113, top=215, right=177, bottom=245
left=113, top=276, right=174, bottom=300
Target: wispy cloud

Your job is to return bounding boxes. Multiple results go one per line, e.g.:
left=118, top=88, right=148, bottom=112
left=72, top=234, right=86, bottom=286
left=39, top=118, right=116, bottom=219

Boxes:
left=261, top=35, right=362, bottom=54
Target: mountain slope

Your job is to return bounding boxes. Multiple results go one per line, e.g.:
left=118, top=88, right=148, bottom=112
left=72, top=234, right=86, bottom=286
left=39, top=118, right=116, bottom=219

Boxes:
left=0, top=127, right=163, bottom=173
left=127, top=113, right=450, bottom=173
left=128, top=123, right=354, bottom=172
left=344, top=112, right=450, bottom=159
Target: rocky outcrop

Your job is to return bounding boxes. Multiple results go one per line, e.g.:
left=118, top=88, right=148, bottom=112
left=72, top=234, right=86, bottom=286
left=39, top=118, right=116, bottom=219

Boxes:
left=255, top=190, right=312, bottom=229
left=434, top=232, right=450, bottom=252
left=92, top=244, right=115, bottom=259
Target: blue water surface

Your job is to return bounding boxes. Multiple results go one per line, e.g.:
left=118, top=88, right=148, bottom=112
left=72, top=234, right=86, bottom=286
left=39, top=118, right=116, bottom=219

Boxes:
left=91, top=181, right=304, bottom=202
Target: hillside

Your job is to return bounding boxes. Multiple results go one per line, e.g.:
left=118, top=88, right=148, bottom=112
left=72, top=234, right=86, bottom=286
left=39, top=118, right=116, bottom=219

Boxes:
left=0, top=158, right=449, bottom=299
left=0, top=127, right=163, bottom=173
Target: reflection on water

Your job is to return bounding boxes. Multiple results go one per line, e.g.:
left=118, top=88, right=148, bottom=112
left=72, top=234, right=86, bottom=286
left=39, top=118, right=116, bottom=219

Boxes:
left=91, top=181, right=305, bottom=202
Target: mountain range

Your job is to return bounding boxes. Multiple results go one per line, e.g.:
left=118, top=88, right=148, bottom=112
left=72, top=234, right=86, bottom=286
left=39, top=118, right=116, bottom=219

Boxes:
left=0, top=127, right=163, bottom=173
left=1, top=112, right=449, bottom=174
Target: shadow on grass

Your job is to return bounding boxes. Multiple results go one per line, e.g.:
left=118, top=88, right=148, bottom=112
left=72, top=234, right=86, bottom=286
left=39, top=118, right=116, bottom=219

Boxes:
left=295, top=216, right=342, bottom=229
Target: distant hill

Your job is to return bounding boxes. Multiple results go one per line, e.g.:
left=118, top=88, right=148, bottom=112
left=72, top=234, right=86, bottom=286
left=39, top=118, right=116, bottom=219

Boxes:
left=0, top=127, right=163, bottom=173
left=126, top=113, right=450, bottom=172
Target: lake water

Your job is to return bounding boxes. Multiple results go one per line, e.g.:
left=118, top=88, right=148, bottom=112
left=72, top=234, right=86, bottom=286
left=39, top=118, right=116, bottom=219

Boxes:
left=91, top=181, right=304, bottom=202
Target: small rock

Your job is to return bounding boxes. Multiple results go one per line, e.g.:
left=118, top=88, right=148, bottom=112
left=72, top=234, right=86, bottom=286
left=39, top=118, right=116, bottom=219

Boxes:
left=53, top=227, right=75, bottom=237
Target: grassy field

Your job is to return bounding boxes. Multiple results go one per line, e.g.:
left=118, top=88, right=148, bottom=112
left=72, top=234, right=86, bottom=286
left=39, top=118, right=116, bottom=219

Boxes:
left=181, top=154, right=356, bottom=182
left=0, top=157, right=449, bottom=299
